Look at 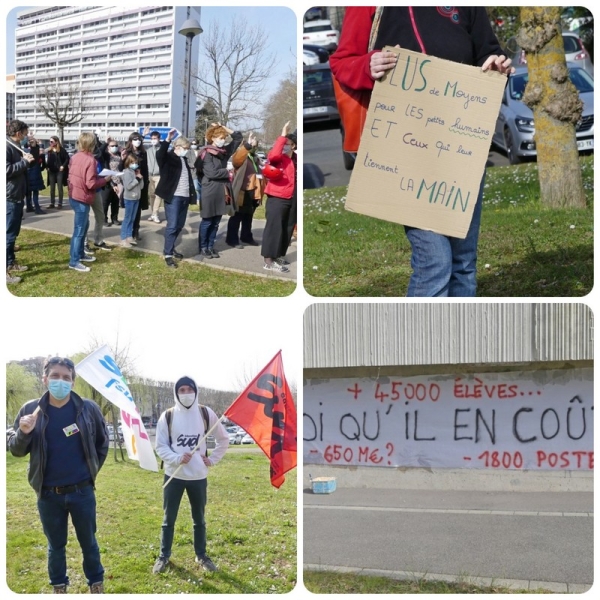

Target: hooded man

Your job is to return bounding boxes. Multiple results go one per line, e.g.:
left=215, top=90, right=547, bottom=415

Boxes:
left=153, top=376, right=229, bottom=574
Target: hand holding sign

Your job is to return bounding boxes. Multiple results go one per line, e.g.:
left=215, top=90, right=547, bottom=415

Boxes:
left=370, top=45, right=400, bottom=80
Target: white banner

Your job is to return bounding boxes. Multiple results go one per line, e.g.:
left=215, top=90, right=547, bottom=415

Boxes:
left=304, top=369, right=593, bottom=470
left=76, top=346, right=158, bottom=472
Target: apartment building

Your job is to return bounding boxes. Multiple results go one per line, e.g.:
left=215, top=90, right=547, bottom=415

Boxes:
left=6, top=74, right=16, bottom=122
left=14, top=6, right=201, bottom=142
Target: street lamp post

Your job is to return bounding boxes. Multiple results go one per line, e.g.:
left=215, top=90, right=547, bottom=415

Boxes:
left=178, top=18, right=203, bottom=138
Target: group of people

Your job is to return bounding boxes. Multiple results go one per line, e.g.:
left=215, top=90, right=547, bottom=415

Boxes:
left=8, top=357, right=229, bottom=593
left=6, top=119, right=297, bottom=282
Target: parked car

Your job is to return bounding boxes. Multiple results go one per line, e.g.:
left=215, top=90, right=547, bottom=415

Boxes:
left=106, top=424, right=124, bottom=443
left=303, top=19, right=339, bottom=52
left=303, top=48, right=320, bottom=66
left=226, top=427, right=243, bottom=445
left=303, top=43, right=330, bottom=63
left=492, top=63, right=594, bottom=164
left=303, top=62, right=339, bottom=123
left=241, top=432, right=255, bottom=444
left=507, top=32, right=594, bottom=77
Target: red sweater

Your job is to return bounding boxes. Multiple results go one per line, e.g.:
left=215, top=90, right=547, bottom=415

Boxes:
left=264, top=136, right=296, bottom=200
left=330, top=7, right=504, bottom=91
left=67, top=151, right=109, bottom=204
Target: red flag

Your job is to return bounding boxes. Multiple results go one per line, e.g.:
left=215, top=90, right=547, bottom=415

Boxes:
left=224, top=351, right=297, bottom=488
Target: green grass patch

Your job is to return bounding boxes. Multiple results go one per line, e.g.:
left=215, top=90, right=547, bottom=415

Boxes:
left=6, top=451, right=296, bottom=594
left=304, top=156, right=593, bottom=297
left=9, top=230, right=294, bottom=297
left=304, top=570, right=553, bottom=594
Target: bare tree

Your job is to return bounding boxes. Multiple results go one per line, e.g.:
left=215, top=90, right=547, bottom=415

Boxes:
left=261, top=69, right=297, bottom=145
left=36, top=81, right=89, bottom=144
left=192, top=17, right=276, bottom=127
left=518, top=7, right=586, bottom=208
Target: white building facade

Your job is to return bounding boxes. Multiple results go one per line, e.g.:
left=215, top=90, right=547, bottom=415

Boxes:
left=14, top=6, right=201, bottom=142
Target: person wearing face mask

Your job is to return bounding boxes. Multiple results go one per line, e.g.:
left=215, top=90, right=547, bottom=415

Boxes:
left=261, top=121, right=297, bottom=273
left=120, top=154, right=145, bottom=247
left=195, top=124, right=242, bottom=259
left=122, top=132, right=149, bottom=241
left=145, top=129, right=164, bottom=223
left=67, top=132, right=113, bottom=273
left=153, top=376, right=229, bottom=575
left=7, top=356, right=109, bottom=594
left=155, top=129, right=197, bottom=268
left=99, top=137, right=123, bottom=228
left=186, top=139, right=202, bottom=207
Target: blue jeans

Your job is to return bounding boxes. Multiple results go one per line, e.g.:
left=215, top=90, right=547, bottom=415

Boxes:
left=37, top=485, right=104, bottom=586
left=199, top=216, right=222, bottom=251
left=163, top=196, right=189, bottom=256
left=69, top=199, right=91, bottom=267
left=404, top=174, right=485, bottom=297
left=160, top=476, right=207, bottom=560
left=7, top=200, right=24, bottom=268
left=121, top=199, right=138, bottom=240
left=194, top=180, right=202, bottom=204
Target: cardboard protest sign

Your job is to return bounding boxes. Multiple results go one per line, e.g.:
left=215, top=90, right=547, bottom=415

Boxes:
left=345, top=47, right=507, bottom=238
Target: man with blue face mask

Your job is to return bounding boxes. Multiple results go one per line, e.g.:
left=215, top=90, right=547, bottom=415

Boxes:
left=8, top=357, right=109, bottom=594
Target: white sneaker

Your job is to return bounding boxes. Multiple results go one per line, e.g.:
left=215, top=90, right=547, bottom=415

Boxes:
left=127, top=237, right=138, bottom=246
left=149, top=214, right=161, bottom=223
left=263, top=262, right=290, bottom=273
left=69, top=263, right=90, bottom=272
left=120, top=239, right=132, bottom=248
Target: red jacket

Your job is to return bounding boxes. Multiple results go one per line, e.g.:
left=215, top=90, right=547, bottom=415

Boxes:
left=67, top=151, right=109, bottom=204
left=264, top=136, right=296, bottom=200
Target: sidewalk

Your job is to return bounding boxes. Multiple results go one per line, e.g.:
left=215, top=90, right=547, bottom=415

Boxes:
left=304, top=488, right=593, bottom=592
left=20, top=197, right=297, bottom=282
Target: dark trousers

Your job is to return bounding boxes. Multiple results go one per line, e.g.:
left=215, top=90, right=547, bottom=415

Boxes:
left=6, top=200, right=24, bottom=268
left=132, top=201, right=143, bottom=238
left=226, top=212, right=254, bottom=245
left=199, top=215, right=222, bottom=251
left=102, top=187, right=120, bottom=222
left=160, top=476, right=207, bottom=560
left=163, top=196, right=189, bottom=256
left=37, top=486, right=104, bottom=587
left=286, top=193, right=297, bottom=251
left=261, top=196, right=292, bottom=259
left=48, top=171, right=64, bottom=206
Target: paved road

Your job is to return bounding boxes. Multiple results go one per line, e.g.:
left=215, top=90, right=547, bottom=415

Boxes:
left=20, top=196, right=297, bottom=282
left=304, top=487, right=593, bottom=592
left=303, top=121, right=511, bottom=190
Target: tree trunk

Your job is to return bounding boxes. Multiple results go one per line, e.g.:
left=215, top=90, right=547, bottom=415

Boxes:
left=519, top=7, right=586, bottom=208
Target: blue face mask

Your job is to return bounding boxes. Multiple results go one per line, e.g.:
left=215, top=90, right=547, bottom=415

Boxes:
left=48, top=379, right=72, bottom=401
left=130, top=163, right=139, bottom=170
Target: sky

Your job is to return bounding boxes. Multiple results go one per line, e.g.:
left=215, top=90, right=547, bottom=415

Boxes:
left=4, top=298, right=301, bottom=392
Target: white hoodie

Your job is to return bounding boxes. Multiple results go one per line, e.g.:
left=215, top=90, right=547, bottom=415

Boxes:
left=155, top=377, right=229, bottom=481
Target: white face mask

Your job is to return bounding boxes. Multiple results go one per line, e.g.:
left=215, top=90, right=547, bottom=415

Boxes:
left=150, top=139, right=159, bottom=146
left=178, top=393, right=196, bottom=408
left=213, top=138, right=226, bottom=148
left=132, top=139, right=142, bottom=148
left=175, top=148, right=187, bottom=157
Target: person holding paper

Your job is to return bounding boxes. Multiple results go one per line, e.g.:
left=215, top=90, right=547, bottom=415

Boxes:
left=330, top=6, right=514, bottom=297
left=120, top=154, right=145, bottom=247
left=7, top=356, right=109, bottom=594
left=121, top=131, right=149, bottom=242
left=66, top=133, right=112, bottom=272
left=153, top=376, right=229, bottom=575
left=99, top=137, right=124, bottom=227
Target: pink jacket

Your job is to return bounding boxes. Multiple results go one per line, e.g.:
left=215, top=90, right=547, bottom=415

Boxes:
left=67, top=151, right=109, bottom=204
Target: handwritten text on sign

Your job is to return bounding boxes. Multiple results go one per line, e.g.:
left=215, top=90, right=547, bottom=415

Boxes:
left=303, top=370, right=593, bottom=470
left=345, top=47, right=507, bottom=238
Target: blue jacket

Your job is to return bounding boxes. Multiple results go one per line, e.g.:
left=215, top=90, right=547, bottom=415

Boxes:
left=8, top=391, right=109, bottom=498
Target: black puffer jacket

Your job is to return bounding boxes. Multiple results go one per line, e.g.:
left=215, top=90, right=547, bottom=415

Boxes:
left=6, top=138, right=29, bottom=203
left=8, top=392, right=109, bottom=498
left=155, top=140, right=197, bottom=204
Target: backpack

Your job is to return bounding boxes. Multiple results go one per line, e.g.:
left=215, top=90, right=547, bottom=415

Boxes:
left=159, top=405, right=210, bottom=469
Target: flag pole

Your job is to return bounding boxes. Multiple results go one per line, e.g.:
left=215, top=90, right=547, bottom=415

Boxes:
left=162, top=414, right=228, bottom=488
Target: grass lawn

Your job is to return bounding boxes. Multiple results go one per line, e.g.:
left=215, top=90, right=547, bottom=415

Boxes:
left=8, top=229, right=293, bottom=297
left=304, top=570, right=553, bottom=594
left=303, top=156, right=593, bottom=297
left=6, top=450, right=296, bottom=594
